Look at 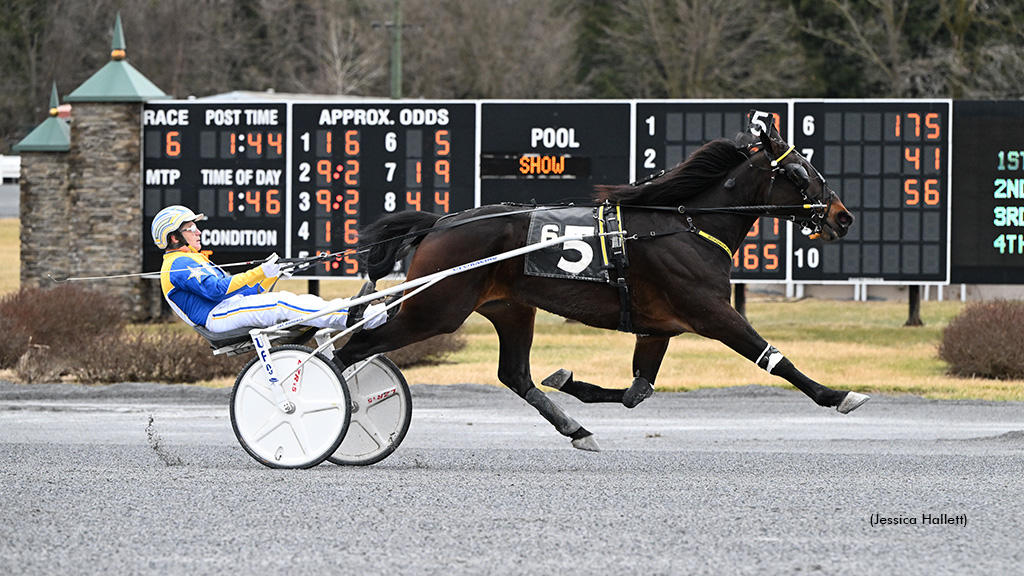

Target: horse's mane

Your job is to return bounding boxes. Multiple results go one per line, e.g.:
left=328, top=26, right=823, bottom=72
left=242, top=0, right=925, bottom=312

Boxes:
left=594, top=138, right=750, bottom=206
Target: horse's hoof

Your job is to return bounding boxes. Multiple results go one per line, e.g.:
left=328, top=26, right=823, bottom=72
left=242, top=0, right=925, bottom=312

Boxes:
left=837, top=391, right=870, bottom=414
left=571, top=434, right=601, bottom=452
left=622, top=377, right=654, bottom=408
left=541, top=369, right=572, bottom=390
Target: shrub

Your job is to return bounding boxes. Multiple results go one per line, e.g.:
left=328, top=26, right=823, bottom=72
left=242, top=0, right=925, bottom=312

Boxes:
left=2, top=285, right=243, bottom=383
left=938, top=300, right=1024, bottom=380
left=13, top=324, right=245, bottom=385
left=3, top=284, right=465, bottom=384
left=0, top=285, right=125, bottom=369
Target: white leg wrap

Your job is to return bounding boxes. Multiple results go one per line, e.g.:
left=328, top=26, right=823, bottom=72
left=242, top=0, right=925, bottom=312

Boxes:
left=756, top=344, right=785, bottom=374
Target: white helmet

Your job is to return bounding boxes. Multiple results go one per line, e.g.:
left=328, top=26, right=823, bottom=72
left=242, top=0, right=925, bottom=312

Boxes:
left=151, top=205, right=205, bottom=249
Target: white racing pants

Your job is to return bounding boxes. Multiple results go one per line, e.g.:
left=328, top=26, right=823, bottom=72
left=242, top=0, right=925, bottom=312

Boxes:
left=204, top=291, right=387, bottom=333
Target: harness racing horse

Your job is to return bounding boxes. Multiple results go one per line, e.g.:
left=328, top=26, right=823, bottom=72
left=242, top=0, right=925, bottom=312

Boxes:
left=335, top=121, right=868, bottom=451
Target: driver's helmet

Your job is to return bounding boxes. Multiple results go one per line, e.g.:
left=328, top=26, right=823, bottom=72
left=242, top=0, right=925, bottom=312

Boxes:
left=151, top=205, right=205, bottom=249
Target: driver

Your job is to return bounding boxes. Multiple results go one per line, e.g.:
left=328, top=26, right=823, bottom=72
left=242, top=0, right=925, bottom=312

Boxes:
left=152, top=205, right=386, bottom=333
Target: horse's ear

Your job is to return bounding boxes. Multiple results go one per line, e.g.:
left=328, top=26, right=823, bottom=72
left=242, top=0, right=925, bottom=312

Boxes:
left=759, top=122, right=776, bottom=156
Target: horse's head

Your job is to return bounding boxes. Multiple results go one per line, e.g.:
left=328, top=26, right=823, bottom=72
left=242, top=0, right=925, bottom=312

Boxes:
left=750, top=122, right=854, bottom=241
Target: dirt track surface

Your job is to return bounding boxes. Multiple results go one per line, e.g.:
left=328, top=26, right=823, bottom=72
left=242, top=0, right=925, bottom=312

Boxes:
left=2, top=381, right=1023, bottom=575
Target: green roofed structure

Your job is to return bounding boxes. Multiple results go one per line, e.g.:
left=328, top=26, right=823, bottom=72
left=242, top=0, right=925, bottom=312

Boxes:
left=13, top=83, right=71, bottom=152
left=66, top=13, right=169, bottom=102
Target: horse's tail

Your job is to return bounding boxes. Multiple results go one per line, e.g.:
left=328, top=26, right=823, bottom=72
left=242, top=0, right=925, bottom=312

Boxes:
left=359, top=211, right=443, bottom=282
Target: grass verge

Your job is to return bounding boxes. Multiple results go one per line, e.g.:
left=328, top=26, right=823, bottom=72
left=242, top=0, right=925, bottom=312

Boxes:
left=399, top=299, right=1024, bottom=402
left=3, top=217, right=1022, bottom=400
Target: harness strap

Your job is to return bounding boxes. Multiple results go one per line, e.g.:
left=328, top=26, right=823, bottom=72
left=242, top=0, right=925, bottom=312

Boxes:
left=598, top=204, right=633, bottom=333
left=771, top=145, right=796, bottom=166
left=697, top=230, right=732, bottom=258
left=680, top=211, right=733, bottom=259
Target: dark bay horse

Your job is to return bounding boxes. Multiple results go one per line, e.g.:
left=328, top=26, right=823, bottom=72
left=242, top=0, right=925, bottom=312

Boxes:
left=336, top=122, right=868, bottom=451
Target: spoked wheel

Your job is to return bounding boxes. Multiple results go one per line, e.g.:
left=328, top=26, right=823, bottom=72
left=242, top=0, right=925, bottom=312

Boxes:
left=230, top=345, right=351, bottom=469
left=329, top=355, right=412, bottom=466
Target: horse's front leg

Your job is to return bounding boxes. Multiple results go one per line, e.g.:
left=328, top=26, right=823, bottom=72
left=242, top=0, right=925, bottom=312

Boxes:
left=476, top=301, right=601, bottom=451
left=540, top=335, right=667, bottom=408
left=696, top=304, right=869, bottom=414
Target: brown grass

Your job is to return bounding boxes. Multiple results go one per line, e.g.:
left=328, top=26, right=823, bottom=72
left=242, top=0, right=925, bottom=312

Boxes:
left=0, top=218, right=19, bottom=294
left=4, top=217, right=1022, bottom=400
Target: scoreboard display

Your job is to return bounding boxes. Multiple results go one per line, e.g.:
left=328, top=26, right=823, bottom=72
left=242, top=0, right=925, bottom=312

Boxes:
left=143, top=97, right=1024, bottom=286
left=142, top=103, right=290, bottom=273
left=478, top=102, right=631, bottom=206
left=791, top=101, right=951, bottom=283
left=634, top=101, right=789, bottom=281
left=951, top=101, right=1024, bottom=284
left=289, top=103, right=476, bottom=276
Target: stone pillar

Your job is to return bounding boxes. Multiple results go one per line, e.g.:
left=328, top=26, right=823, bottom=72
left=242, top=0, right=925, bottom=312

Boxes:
left=19, top=152, right=72, bottom=289
left=65, top=102, right=162, bottom=320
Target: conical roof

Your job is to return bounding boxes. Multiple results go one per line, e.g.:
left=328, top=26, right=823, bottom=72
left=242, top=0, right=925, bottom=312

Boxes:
left=66, top=13, right=169, bottom=103
left=14, top=84, right=71, bottom=152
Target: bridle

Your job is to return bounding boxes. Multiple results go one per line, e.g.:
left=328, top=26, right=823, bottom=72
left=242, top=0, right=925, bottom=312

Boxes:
left=744, top=140, right=834, bottom=237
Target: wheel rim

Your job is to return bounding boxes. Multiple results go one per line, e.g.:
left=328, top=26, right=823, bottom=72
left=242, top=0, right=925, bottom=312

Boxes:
left=232, top=347, right=349, bottom=468
left=330, top=356, right=411, bottom=465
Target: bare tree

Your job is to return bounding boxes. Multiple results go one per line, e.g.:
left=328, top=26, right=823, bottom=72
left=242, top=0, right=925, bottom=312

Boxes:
left=601, top=0, right=814, bottom=98
left=298, top=0, right=388, bottom=95
left=400, top=0, right=586, bottom=99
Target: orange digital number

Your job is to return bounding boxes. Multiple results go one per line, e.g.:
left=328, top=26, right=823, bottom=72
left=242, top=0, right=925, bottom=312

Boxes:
left=934, top=147, right=941, bottom=171
left=246, top=133, right=262, bottom=155
left=904, top=179, right=919, bottom=205
left=435, top=159, right=450, bottom=184
left=317, top=160, right=333, bottom=183
left=345, top=160, right=359, bottom=186
left=245, top=189, right=261, bottom=213
left=925, top=113, right=941, bottom=140
left=268, top=132, right=283, bottom=155
left=316, top=189, right=332, bottom=213
left=435, top=130, right=450, bottom=155
left=266, top=189, right=281, bottom=214
left=406, top=191, right=422, bottom=211
left=434, top=191, right=450, bottom=213
left=924, top=179, right=940, bottom=205
left=904, top=147, right=920, bottom=171
left=344, top=219, right=358, bottom=244
left=325, top=132, right=332, bottom=154
left=345, top=130, right=359, bottom=156
left=747, top=219, right=760, bottom=238
left=344, top=254, right=359, bottom=275
left=763, top=244, right=779, bottom=270
left=907, top=112, right=921, bottom=137
left=743, top=244, right=758, bottom=270
left=165, top=131, right=181, bottom=157
left=344, top=190, right=359, bottom=215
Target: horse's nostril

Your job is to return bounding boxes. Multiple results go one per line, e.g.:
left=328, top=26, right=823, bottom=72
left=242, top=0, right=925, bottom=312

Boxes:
left=837, top=211, right=854, bottom=228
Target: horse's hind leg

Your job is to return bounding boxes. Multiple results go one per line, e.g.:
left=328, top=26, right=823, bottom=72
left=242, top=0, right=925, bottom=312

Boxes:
left=477, top=301, right=600, bottom=452
left=541, top=335, right=668, bottom=408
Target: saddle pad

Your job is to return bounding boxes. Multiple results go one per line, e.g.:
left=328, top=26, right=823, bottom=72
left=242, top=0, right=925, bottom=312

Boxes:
left=524, top=208, right=606, bottom=282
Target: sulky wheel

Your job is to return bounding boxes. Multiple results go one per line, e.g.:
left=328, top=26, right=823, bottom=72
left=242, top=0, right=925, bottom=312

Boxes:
left=329, top=355, right=412, bottom=466
left=230, top=345, right=351, bottom=469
